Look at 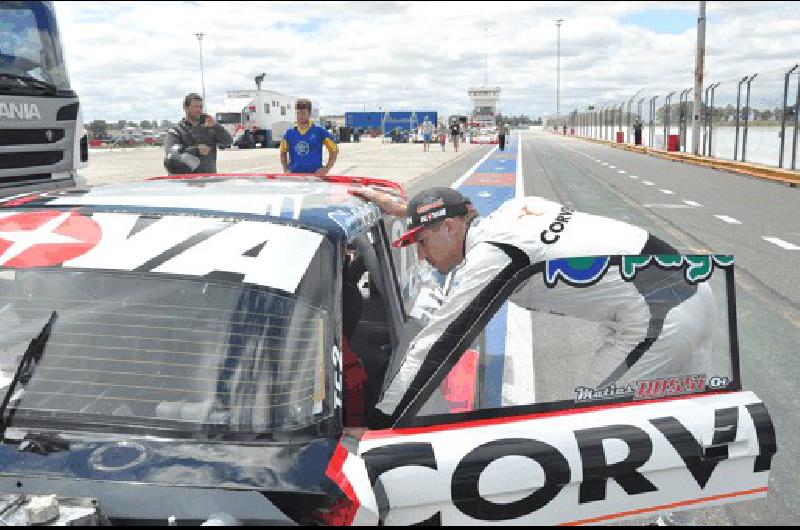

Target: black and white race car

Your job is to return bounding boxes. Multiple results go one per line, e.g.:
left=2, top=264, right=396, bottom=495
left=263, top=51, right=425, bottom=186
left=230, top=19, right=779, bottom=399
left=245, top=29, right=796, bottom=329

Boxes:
left=0, top=174, right=775, bottom=525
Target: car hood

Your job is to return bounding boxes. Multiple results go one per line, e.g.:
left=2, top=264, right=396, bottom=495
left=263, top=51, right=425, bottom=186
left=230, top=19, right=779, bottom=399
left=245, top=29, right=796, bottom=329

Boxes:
left=0, top=432, right=340, bottom=494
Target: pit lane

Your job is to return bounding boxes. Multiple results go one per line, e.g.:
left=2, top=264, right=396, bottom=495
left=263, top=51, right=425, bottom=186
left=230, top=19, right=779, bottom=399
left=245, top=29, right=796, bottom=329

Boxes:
left=415, top=128, right=799, bottom=527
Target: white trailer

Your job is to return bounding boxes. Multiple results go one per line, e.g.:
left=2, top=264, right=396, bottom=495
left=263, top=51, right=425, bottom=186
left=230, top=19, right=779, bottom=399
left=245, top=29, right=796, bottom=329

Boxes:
left=214, top=96, right=251, bottom=148
left=226, top=89, right=318, bottom=149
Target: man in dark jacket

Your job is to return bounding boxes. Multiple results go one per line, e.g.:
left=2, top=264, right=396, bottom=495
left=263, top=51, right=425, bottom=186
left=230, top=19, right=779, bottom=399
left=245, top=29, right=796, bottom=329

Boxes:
left=164, top=93, right=232, bottom=174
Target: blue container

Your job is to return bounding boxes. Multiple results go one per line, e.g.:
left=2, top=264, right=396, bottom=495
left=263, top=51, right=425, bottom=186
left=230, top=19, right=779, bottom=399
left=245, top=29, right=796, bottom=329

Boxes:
left=345, top=111, right=438, bottom=135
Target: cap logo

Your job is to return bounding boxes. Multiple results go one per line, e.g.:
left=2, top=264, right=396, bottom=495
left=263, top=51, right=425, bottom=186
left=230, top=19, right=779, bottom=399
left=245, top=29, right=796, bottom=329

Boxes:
left=420, top=209, right=446, bottom=224
left=416, top=199, right=444, bottom=215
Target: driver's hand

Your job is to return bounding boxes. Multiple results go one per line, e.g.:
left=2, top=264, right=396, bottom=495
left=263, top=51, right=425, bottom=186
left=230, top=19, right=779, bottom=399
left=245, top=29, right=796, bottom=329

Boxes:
left=348, top=186, right=407, bottom=216
left=315, top=167, right=330, bottom=177
left=197, top=144, right=211, bottom=156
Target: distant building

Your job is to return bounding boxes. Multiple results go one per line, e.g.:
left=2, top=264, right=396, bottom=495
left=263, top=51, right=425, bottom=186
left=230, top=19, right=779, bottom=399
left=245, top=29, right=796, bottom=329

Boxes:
left=468, top=86, right=501, bottom=128
left=321, top=115, right=345, bottom=129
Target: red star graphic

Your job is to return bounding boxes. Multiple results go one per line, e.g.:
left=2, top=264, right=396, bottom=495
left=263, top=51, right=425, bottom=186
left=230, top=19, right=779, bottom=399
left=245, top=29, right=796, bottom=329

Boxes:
left=0, top=210, right=101, bottom=268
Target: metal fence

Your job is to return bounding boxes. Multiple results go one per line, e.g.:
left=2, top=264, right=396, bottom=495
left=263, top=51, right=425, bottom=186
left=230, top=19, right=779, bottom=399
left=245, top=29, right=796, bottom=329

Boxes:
left=548, top=64, right=800, bottom=171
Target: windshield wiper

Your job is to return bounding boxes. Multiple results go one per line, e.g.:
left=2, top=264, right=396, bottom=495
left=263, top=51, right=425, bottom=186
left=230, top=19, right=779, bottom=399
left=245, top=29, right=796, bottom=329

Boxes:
left=0, top=72, right=57, bottom=93
left=0, top=311, right=58, bottom=437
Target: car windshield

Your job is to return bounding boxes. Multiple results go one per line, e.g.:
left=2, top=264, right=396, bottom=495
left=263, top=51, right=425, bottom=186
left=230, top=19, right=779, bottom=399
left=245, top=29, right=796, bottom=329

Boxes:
left=0, top=2, right=70, bottom=93
left=0, top=264, right=334, bottom=436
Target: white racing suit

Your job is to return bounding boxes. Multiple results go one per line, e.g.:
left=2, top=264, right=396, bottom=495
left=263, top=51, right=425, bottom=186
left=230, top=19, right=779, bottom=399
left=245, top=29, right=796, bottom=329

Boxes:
left=375, top=196, right=714, bottom=422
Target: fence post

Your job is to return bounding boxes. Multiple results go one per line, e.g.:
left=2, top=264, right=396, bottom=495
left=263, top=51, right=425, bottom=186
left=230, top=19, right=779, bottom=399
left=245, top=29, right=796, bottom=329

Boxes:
left=664, top=91, right=676, bottom=149
left=742, top=73, right=758, bottom=162
left=709, top=83, right=720, bottom=157
left=680, top=88, right=692, bottom=151
left=627, top=100, right=632, bottom=142
left=779, top=64, right=799, bottom=168
left=702, top=85, right=712, bottom=155
left=793, top=71, right=800, bottom=170
left=637, top=98, right=645, bottom=144
left=649, top=96, right=658, bottom=147
left=734, top=76, right=747, bottom=161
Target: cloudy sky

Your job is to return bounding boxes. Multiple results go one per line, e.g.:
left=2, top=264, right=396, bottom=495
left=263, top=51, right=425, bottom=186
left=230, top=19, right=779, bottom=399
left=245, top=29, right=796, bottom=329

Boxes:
left=54, top=1, right=800, bottom=123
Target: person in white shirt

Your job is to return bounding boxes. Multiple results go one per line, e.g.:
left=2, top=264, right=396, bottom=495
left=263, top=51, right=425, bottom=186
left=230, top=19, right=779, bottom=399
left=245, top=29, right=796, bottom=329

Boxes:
left=421, top=116, right=434, bottom=152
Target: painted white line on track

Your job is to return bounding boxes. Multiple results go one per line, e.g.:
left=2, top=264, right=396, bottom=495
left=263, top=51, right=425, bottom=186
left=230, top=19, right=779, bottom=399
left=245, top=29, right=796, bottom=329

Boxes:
left=715, top=215, right=742, bottom=224
left=451, top=144, right=499, bottom=189
left=683, top=200, right=703, bottom=207
left=618, top=170, right=627, bottom=174
left=629, top=175, right=639, bottom=179
left=609, top=165, right=616, bottom=169
left=660, top=189, right=674, bottom=195
left=601, top=162, right=608, bottom=165
left=763, top=237, right=800, bottom=250
left=643, top=181, right=655, bottom=186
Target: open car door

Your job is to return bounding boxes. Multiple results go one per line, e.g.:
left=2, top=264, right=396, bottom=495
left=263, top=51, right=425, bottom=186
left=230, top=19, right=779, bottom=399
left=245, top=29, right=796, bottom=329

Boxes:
left=327, top=255, right=776, bottom=525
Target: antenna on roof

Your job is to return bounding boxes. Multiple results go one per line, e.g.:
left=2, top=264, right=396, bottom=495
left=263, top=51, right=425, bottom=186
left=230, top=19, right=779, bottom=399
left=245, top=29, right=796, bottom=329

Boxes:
left=255, top=73, right=266, bottom=91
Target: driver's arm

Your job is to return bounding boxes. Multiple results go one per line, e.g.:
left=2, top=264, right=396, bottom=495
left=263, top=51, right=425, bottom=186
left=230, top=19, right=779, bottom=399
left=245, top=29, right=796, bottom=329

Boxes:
left=370, top=242, right=513, bottom=428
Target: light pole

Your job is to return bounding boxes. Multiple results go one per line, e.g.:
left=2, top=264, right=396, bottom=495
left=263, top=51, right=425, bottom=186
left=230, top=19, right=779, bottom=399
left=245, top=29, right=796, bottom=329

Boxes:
left=194, top=32, right=206, bottom=102
left=556, top=19, right=563, bottom=127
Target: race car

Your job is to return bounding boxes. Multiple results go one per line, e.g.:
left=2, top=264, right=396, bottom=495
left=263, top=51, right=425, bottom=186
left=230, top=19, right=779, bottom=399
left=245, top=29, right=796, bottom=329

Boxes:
left=0, top=174, right=775, bottom=525
left=470, top=128, right=499, bottom=144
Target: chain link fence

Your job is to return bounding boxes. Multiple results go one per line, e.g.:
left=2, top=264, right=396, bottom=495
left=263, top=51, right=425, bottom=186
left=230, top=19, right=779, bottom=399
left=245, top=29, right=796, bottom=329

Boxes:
left=547, top=65, right=800, bottom=171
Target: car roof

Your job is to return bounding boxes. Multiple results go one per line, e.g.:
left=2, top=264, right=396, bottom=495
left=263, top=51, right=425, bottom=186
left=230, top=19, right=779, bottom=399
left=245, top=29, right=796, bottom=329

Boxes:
left=0, top=174, right=405, bottom=241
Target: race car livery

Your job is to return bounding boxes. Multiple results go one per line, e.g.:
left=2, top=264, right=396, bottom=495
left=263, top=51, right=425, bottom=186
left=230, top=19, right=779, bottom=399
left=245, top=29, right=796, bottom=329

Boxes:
left=0, top=175, right=775, bottom=525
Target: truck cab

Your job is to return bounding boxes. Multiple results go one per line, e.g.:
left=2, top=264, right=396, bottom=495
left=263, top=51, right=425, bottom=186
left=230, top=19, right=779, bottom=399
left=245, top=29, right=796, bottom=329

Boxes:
left=0, top=1, right=87, bottom=196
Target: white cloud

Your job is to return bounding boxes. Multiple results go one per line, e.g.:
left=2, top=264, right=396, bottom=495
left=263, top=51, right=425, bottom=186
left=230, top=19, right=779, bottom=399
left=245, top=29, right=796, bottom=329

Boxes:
left=52, top=1, right=800, bottom=122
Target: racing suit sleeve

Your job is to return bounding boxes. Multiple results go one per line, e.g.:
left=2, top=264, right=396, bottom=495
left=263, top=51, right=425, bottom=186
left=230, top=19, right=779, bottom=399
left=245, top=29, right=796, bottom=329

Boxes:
left=164, top=128, right=200, bottom=158
left=212, top=124, right=233, bottom=146
left=373, top=242, right=519, bottom=426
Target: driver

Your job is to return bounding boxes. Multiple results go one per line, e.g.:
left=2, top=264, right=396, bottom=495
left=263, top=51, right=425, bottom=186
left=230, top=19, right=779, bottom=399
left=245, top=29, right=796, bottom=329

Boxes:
left=351, top=187, right=715, bottom=428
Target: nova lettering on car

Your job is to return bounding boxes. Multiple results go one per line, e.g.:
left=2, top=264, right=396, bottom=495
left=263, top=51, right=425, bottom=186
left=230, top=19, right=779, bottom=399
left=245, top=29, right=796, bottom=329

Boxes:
left=63, top=213, right=226, bottom=271
left=152, top=221, right=323, bottom=293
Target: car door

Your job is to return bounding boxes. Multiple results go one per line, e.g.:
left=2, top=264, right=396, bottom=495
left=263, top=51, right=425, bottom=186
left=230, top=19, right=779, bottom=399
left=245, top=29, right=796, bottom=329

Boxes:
left=331, top=255, right=776, bottom=525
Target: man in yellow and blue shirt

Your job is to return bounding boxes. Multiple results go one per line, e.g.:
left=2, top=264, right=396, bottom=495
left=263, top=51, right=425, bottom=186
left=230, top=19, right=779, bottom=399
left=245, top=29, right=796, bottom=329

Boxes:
left=280, top=99, right=338, bottom=175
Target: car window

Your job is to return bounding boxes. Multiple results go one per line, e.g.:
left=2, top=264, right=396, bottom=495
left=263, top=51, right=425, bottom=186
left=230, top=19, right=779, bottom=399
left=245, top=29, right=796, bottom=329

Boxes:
left=0, top=230, right=338, bottom=438
left=412, top=255, right=738, bottom=422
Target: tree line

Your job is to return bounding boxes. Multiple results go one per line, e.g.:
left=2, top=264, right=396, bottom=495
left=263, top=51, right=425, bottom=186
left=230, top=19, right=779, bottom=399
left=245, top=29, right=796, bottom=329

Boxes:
left=85, top=119, right=179, bottom=138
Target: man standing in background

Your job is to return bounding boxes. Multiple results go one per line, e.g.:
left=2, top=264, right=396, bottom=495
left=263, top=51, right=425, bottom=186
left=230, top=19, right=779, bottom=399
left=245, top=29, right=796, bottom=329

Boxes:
left=280, top=99, right=338, bottom=176
left=421, top=115, right=434, bottom=152
left=164, top=93, right=232, bottom=174
left=449, top=121, right=460, bottom=152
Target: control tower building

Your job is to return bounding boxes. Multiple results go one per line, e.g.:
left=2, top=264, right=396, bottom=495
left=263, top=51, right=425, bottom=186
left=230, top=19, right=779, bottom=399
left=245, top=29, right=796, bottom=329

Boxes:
left=468, top=86, right=501, bottom=128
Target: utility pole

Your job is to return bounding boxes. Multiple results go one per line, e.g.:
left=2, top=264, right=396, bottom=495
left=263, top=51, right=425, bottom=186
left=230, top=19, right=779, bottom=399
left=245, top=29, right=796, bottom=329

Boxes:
left=556, top=19, right=563, bottom=126
left=194, top=32, right=206, bottom=103
left=484, top=26, right=488, bottom=87
left=691, top=1, right=705, bottom=155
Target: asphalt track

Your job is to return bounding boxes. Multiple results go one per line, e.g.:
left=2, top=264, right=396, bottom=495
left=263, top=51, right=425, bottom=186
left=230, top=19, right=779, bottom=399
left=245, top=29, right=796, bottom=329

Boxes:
left=414, top=129, right=799, bottom=526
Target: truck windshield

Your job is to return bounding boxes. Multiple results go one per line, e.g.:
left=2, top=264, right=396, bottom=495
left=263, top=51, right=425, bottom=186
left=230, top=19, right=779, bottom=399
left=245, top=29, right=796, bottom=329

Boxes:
left=0, top=2, right=71, bottom=93
left=0, top=267, right=334, bottom=437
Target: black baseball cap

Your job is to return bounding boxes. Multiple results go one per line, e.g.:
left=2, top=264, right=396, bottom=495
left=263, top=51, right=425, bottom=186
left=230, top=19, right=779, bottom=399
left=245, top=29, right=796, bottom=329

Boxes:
left=391, top=187, right=471, bottom=248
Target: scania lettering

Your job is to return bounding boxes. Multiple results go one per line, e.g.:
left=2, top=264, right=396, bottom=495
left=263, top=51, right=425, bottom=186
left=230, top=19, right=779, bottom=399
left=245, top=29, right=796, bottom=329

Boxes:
left=0, top=1, right=87, bottom=196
